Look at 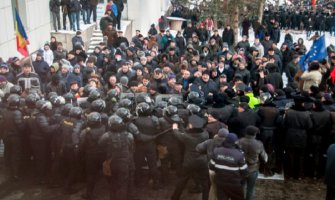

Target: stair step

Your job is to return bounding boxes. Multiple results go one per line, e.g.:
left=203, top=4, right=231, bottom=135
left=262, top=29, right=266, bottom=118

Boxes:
left=91, top=37, right=103, bottom=41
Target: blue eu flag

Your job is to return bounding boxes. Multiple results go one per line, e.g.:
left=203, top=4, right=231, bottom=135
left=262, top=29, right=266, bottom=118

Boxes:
left=299, top=35, right=327, bottom=71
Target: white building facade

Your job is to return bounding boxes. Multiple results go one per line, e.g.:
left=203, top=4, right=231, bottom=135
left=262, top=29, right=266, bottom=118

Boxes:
left=0, top=0, right=52, bottom=60
left=0, top=0, right=171, bottom=61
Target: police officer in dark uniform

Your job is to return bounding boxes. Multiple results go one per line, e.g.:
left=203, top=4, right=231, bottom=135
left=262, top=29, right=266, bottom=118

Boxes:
left=99, top=115, right=134, bottom=200
left=210, top=133, right=248, bottom=200
left=30, top=100, right=59, bottom=184
left=170, top=115, right=209, bottom=200
left=21, top=93, right=40, bottom=167
left=2, top=94, right=25, bottom=181
left=60, top=106, right=85, bottom=194
left=133, top=102, right=161, bottom=189
left=90, top=99, right=108, bottom=126
left=49, top=103, right=73, bottom=187
left=80, top=112, right=106, bottom=200
left=157, top=105, right=184, bottom=180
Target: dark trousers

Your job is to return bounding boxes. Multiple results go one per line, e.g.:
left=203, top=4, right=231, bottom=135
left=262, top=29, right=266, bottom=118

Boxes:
left=285, top=147, right=305, bottom=179
left=85, top=152, right=104, bottom=199
left=216, top=176, right=244, bottom=200
left=171, top=160, right=209, bottom=200
left=116, top=12, right=121, bottom=30
left=110, top=163, right=130, bottom=200
left=63, top=12, right=72, bottom=30
left=88, top=5, right=97, bottom=23
left=134, top=143, right=159, bottom=185
left=30, top=138, right=50, bottom=182
left=326, top=185, right=335, bottom=200
left=52, top=11, right=61, bottom=31
left=61, top=147, right=79, bottom=190
left=4, top=137, right=22, bottom=178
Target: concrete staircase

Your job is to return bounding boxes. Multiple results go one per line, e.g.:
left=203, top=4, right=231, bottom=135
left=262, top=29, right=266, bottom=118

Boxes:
left=87, top=3, right=133, bottom=55
left=87, top=3, right=105, bottom=55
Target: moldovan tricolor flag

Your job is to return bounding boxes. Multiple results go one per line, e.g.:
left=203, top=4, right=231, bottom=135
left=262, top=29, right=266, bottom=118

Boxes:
left=15, top=9, right=30, bottom=57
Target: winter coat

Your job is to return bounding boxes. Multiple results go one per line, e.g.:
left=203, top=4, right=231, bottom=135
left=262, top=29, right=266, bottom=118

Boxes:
left=228, top=109, right=260, bottom=137
left=300, top=70, right=322, bottom=92
left=326, top=144, right=335, bottom=187
left=70, top=0, right=81, bottom=12
left=222, top=28, right=234, bottom=46
left=50, top=0, right=61, bottom=12
left=237, top=135, right=268, bottom=173
left=1, top=107, right=24, bottom=139
left=89, top=0, right=98, bottom=6
left=209, top=142, right=248, bottom=181
left=33, top=60, right=50, bottom=83
left=173, top=128, right=209, bottom=167
left=284, top=107, right=313, bottom=149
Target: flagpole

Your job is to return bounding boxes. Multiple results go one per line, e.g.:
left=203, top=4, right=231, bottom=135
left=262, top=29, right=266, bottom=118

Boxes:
left=26, top=45, right=36, bottom=73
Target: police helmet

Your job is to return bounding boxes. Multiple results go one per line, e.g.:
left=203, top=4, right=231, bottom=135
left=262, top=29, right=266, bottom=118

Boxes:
left=83, top=85, right=94, bottom=97
left=108, top=115, right=125, bottom=131
left=123, top=93, right=135, bottom=101
left=7, top=94, right=21, bottom=107
left=47, top=92, right=58, bottom=100
left=106, top=89, right=119, bottom=102
left=63, top=92, right=75, bottom=103
left=115, top=107, right=132, bottom=122
left=187, top=104, right=201, bottom=115
left=25, top=93, right=40, bottom=107
left=62, top=103, right=73, bottom=116
left=69, top=107, right=83, bottom=118
left=51, top=96, right=66, bottom=107
left=9, top=85, right=22, bottom=95
left=90, top=99, right=106, bottom=112
left=136, top=93, right=152, bottom=104
left=38, top=100, right=53, bottom=112
left=164, top=105, right=178, bottom=117
left=87, top=112, right=101, bottom=126
left=168, top=96, right=182, bottom=106
left=156, top=101, right=168, bottom=109
left=87, top=89, right=101, bottom=103
left=136, top=102, right=151, bottom=116
left=118, top=99, right=132, bottom=110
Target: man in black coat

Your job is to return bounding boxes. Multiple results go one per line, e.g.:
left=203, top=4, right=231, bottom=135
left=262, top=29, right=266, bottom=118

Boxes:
left=222, top=25, right=235, bottom=48
left=228, top=102, right=260, bottom=138
left=325, top=144, right=335, bottom=200
left=171, top=115, right=209, bottom=200
left=283, top=95, right=313, bottom=179
left=193, top=70, right=218, bottom=104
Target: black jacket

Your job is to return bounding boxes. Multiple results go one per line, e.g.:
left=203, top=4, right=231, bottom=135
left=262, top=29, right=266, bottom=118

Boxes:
left=284, top=107, right=313, bottom=148
left=2, top=107, right=24, bottom=139
left=173, top=128, right=209, bottom=166
left=50, top=0, right=61, bottom=12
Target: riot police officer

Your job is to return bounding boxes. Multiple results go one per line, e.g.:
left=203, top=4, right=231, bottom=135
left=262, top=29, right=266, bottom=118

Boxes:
left=60, top=106, right=85, bottom=194
left=80, top=112, right=106, bottom=200
left=133, top=102, right=161, bottom=189
left=99, top=115, right=134, bottom=200
left=30, top=100, right=59, bottom=184
left=2, top=94, right=25, bottom=181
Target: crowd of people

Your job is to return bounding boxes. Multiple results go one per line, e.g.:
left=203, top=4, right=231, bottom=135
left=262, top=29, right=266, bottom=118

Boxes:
left=49, top=0, right=124, bottom=32
left=1, top=0, right=335, bottom=200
